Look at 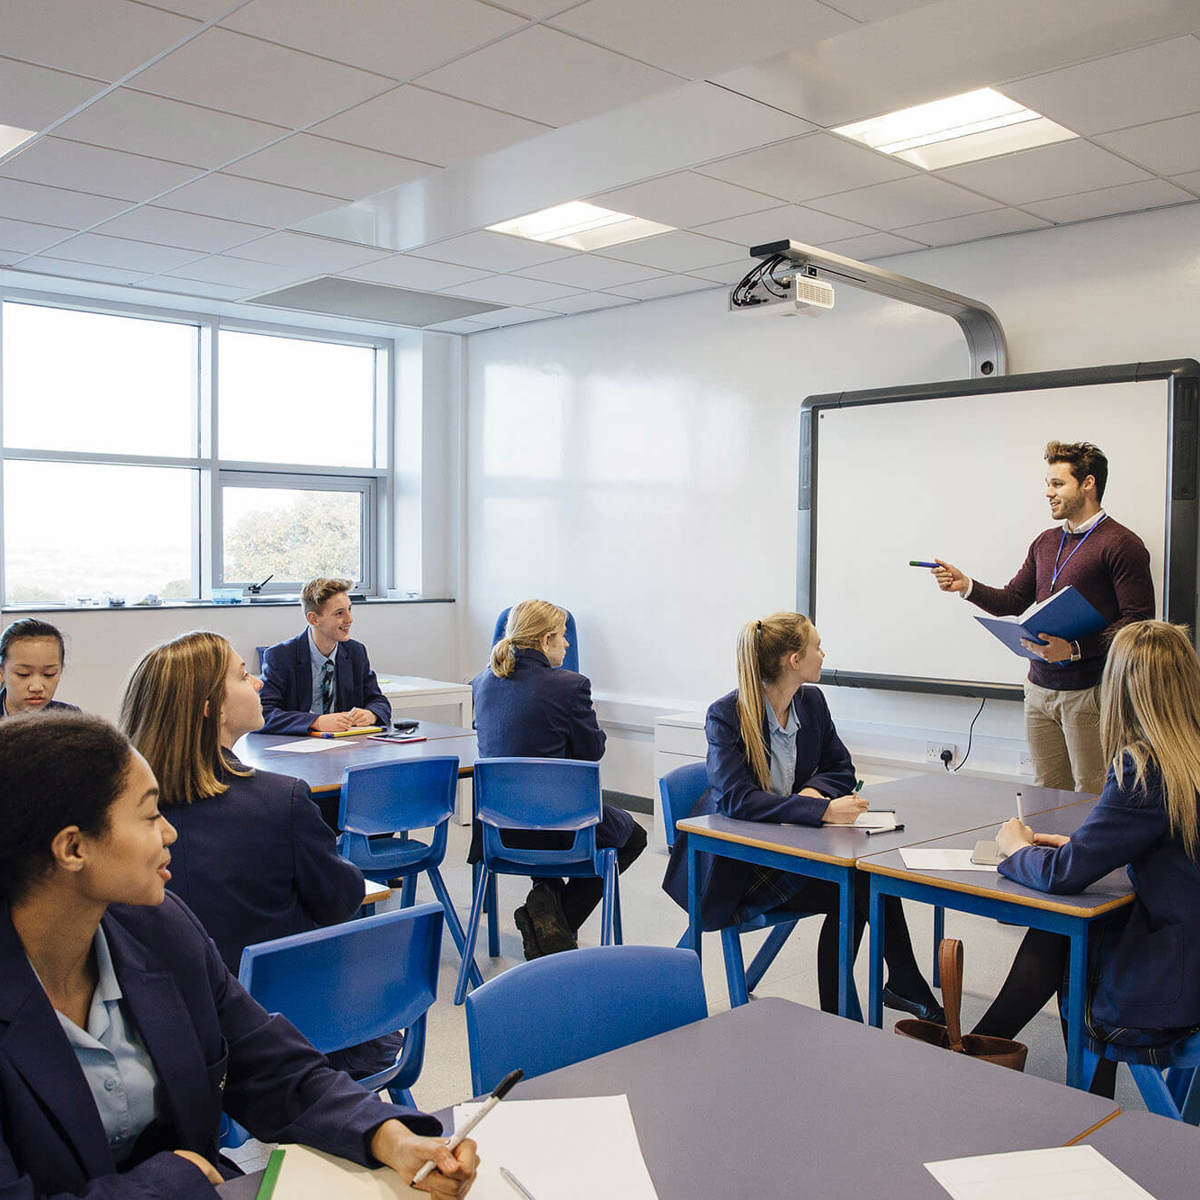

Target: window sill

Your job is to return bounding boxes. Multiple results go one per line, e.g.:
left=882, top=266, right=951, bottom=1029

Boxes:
left=1, top=596, right=455, bottom=614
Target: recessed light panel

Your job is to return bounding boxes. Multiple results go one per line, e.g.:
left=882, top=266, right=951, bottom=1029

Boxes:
left=488, top=201, right=673, bottom=251
left=835, top=88, right=1076, bottom=170
left=0, top=125, right=38, bottom=159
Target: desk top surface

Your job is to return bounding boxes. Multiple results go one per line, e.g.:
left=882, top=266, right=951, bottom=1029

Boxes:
left=374, top=675, right=473, bottom=694
left=1080, top=1111, right=1200, bottom=1199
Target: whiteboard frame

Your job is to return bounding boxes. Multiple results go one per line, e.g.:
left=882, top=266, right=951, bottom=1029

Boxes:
left=798, top=359, right=1200, bottom=701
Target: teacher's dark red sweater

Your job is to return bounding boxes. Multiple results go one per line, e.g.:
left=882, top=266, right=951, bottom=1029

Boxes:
left=967, top=516, right=1154, bottom=690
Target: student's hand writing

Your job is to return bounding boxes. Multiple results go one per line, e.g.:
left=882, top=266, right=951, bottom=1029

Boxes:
left=1033, top=832, right=1070, bottom=848
left=823, top=794, right=870, bottom=824
left=1020, top=633, right=1074, bottom=663
left=348, top=707, right=377, bottom=726
left=996, top=817, right=1034, bottom=856
left=369, top=1121, right=478, bottom=1196
left=311, top=712, right=354, bottom=732
left=932, top=559, right=970, bottom=594
left=172, top=1150, right=223, bottom=1186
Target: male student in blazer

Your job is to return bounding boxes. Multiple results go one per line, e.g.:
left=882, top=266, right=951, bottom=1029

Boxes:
left=258, top=576, right=391, bottom=736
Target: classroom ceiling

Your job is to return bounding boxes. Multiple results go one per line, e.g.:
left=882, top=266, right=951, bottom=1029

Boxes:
left=1, top=0, right=1199, bottom=332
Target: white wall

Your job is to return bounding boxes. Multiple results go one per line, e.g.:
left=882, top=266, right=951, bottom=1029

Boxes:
left=461, top=201, right=1200, bottom=796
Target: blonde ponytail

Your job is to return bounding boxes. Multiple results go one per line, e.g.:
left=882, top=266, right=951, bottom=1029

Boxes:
left=490, top=637, right=517, bottom=678
left=489, top=599, right=567, bottom=679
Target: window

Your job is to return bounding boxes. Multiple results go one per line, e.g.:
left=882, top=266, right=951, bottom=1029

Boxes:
left=0, top=300, right=389, bottom=606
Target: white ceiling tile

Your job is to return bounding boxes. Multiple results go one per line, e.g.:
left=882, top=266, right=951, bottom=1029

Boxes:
left=418, top=26, right=678, bottom=128
left=0, top=0, right=199, bottom=80
left=95, top=205, right=267, bottom=252
left=314, top=86, right=548, bottom=167
left=894, top=208, right=1051, bottom=247
left=591, top=172, right=778, bottom=229
left=0, top=137, right=203, bottom=202
left=129, top=28, right=394, bottom=128
left=222, top=0, right=526, bottom=80
left=12, top=257, right=148, bottom=285
left=38, top=232, right=202, bottom=273
left=550, top=0, right=855, bottom=79
left=472, top=306, right=558, bottom=327
left=443, top=274, right=581, bottom=305
left=696, top=133, right=914, bottom=204
left=694, top=204, right=873, bottom=249
left=936, top=139, right=1151, bottom=206
left=0, top=59, right=106, bottom=132
left=410, top=231, right=574, bottom=272
left=55, top=89, right=286, bottom=168
left=0, top=216, right=73, bottom=255
left=1023, top=179, right=1195, bottom=223
left=424, top=316, right=490, bottom=333
left=225, top=134, right=433, bottom=200
left=537, top=291, right=632, bottom=314
left=823, top=230, right=926, bottom=259
left=142, top=276, right=254, bottom=301
left=160, top=173, right=342, bottom=225
left=0, top=177, right=130, bottom=228
left=1004, top=37, right=1200, bottom=136
left=1095, top=113, right=1200, bottom=177
left=1171, top=171, right=1200, bottom=196
left=686, top=256, right=758, bottom=284
left=145, top=1, right=232, bottom=17
left=598, top=230, right=743, bottom=272
left=807, top=175, right=996, bottom=229
left=495, top=0, right=578, bottom=15
left=343, top=255, right=491, bottom=290
left=604, top=274, right=714, bottom=300
left=228, top=231, right=388, bottom=273
left=820, top=0, right=931, bottom=17
left=516, top=254, right=664, bottom=289
left=165, top=254, right=312, bottom=289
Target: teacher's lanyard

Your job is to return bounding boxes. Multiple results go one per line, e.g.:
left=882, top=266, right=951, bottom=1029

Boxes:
left=1050, top=514, right=1106, bottom=592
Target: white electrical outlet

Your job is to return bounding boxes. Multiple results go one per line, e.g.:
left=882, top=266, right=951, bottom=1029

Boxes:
left=926, top=741, right=957, bottom=765
left=1018, top=751, right=1035, bottom=776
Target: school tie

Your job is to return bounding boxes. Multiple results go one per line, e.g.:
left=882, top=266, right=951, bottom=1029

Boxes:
left=320, top=658, right=335, bottom=714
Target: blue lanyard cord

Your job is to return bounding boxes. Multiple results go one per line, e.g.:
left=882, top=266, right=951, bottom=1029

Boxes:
left=1050, top=514, right=1107, bottom=592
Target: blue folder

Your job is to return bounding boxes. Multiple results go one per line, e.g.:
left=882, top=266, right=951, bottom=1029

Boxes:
left=974, top=585, right=1107, bottom=661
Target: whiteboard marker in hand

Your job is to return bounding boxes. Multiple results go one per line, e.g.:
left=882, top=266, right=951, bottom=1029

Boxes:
left=412, top=1068, right=523, bottom=1184
left=1016, top=791, right=1025, bottom=824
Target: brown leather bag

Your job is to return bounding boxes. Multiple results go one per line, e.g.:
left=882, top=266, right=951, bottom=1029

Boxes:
left=894, top=938, right=1028, bottom=1072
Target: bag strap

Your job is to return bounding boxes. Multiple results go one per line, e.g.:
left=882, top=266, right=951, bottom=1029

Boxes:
left=940, top=938, right=965, bottom=1051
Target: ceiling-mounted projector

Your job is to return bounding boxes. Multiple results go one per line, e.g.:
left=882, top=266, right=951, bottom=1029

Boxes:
left=729, top=258, right=835, bottom=314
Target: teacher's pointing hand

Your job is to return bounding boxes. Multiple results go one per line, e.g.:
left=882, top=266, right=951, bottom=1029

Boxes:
left=932, top=559, right=969, bottom=594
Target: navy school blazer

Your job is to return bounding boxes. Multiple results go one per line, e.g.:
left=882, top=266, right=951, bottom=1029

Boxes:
left=0, top=893, right=437, bottom=1200
left=662, top=685, right=856, bottom=929
left=164, top=754, right=365, bottom=973
left=258, top=630, right=391, bottom=736
left=1001, top=756, right=1200, bottom=1032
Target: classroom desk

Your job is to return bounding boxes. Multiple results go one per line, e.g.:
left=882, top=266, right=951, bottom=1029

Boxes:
left=375, top=674, right=473, bottom=729
left=677, top=774, right=1086, bottom=1017
left=1080, top=1111, right=1200, bottom=1200
left=860, top=801, right=1135, bottom=1090
left=217, top=997, right=1120, bottom=1199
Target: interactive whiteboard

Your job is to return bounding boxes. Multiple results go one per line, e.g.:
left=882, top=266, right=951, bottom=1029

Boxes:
left=799, top=362, right=1199, bottom=699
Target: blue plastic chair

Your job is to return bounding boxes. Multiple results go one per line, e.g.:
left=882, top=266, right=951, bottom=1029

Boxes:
left=454, top=757, right=621, bottom=1005
left=1082, top=1032, right=1200, bottom=1122
left=465, top=945, right=707, bottom=1094
left=492, top=606, right=579, bottom=673
left=238, top=903, right=443, bottom=1108
left=337, top=757, right=482, bottom=991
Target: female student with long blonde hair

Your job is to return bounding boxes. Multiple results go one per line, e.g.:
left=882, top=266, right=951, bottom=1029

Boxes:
left=663, top=611, right=941, bottom=1018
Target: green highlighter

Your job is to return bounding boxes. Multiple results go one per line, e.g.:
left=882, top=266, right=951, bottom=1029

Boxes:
left=255, top=1148, right=286, bottom=1200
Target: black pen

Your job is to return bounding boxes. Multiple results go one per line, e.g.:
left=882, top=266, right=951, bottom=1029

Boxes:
left=412, top=1068, right=523, bottom=1183
left=865, top=823, right=904, bottom=835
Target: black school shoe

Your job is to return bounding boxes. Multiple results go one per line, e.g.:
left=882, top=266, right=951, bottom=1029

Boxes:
left=522, top=883, right=578, bottom=955
left=882, top=985, right=945, bottom=1025
left=513, top=906, right=543, bottom=960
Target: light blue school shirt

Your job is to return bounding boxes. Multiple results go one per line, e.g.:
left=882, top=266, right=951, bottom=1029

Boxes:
left=44, top=926, right=160, bottom=1164
left=308, top=628, right=338, bottom=715
left=764, top=695, right=799, bottom=797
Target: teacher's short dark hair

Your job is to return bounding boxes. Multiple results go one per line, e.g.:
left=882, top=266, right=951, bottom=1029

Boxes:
left=1045, top=441, right=1108, bottom=503
left=0, top=713, right=133, bottom=904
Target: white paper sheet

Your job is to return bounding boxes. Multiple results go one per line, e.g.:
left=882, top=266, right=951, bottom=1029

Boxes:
left=925, top=1145, right=1157, bottom=1200
left=363, top=878, right=389, bottom=899
left=899, top=848, right=998, bottom=872
left=854, top=811, right=898, bottom=831
left=270, top=1144, right=421, bottom=1198
left=453, top=1095, right=658, bottom=1200
left=270, top=738, right=341, bottom=753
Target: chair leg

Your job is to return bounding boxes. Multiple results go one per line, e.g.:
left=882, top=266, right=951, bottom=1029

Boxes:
left=611, top=868, right=623, bottom=946
left=427, top=866, right=483, bottom=990
left=485, top=873, right=500, bottom=958
left=932, top=906, right=945, bottom=988
left=745, top=921, right=797, bottom=994
left=1178, top=1068, right=1200, bottom=1125
left=721, top=926, right=750, bottom=1008
left=1130, top=1063, right=1184, bottom=1120
left=454, top=867, right=490, bottom=1006
left=386, top=1086, right=416, bottom=1109
left=401, top=874, right=417, bottom=907
left=674, top=929, right=691, bottom=950
left=1081, top=1045, right=1103, bottom=1093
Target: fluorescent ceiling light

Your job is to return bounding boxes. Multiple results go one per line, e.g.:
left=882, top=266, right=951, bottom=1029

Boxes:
left=0, top=124, right=38, bottom=159
left=488, top=201, right=673, bottom=251
left=834, top=88, right=1076, bottom=170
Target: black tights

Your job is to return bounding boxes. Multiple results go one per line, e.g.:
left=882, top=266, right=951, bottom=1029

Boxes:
left=539, top=821, right=649, bottom=932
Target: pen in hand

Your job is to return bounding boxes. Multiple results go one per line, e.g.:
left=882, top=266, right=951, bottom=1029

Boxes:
left=412, top=1068, right=523, bottom=1184
left=1016, top=790, right=1025, bottom=824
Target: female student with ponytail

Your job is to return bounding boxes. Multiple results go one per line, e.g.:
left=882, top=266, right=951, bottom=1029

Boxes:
left=472, top=599, right=647, bottom=959
left=664, top=612, right=942, bottom=1019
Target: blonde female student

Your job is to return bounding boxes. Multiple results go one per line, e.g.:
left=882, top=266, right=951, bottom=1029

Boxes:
left=974, top=620, right=1200, bottom=1095
left=663, top=612, right=941, bottom=1019
left=0, top=618, right=79, bottom=716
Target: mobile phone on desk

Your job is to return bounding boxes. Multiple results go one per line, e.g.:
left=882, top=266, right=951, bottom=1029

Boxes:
left=393, top=719, right=420, bottom=733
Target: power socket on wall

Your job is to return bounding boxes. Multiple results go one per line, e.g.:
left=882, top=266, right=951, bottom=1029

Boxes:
left=926, top=742, right=957, bottom=767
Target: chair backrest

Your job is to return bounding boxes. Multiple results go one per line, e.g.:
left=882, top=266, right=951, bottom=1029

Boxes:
left=473, top=757, right=601, bottom=831
left=238, top=903, right=443, bottom=1053
left=658, top=761, right=710, bottom=850
left=492, top=606, right=580, bottom=673
left=465, top=945, right=708, bottom=1094
left=338, top=756, right=460, bottom=835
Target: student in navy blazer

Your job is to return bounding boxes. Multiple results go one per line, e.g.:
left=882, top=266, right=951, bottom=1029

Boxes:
left=663, top=612, right=940, bottom=1018
left=258, top=577, right=390, bottom=736
left=0, top=713, right=477, bottom=1198
left=974, top=621, right=1200, bottom=1093
left=0, top=617, right=80, bottom=717
left=472, top=600, right=647, bottom=958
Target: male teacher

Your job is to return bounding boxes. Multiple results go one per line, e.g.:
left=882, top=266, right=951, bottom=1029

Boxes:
left=258, top=576, right=392, bottom=736
left=932, top=441, right=1153, bottom=793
